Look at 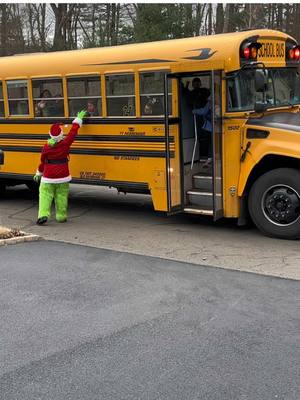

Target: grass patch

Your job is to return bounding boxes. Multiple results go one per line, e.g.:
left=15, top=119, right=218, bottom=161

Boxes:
left=0, top=226, right=24, bottom=240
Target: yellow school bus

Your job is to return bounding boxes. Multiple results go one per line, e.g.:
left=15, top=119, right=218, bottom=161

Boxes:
left=0, top=29, right=300, bottom=239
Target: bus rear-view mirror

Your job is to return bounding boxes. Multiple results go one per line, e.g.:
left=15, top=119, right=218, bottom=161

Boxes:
left=255, top=69, right=267, bottom=92
left=254, top=101, right=267, bottom=113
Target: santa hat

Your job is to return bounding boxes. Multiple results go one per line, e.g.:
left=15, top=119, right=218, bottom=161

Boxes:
left=49, top=123, right=64, bottom=142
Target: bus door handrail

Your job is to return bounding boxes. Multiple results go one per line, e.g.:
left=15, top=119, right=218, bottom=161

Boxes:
left=191, top=113, right=198, bottom=170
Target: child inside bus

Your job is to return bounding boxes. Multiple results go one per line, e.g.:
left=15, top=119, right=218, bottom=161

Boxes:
left=87, top=101, right=98, bottom=116
left=192, top=90, right=212, bottom=168
left=35, top=89, right=52, bottom=117
left=185, top=77, right=211, bottom=109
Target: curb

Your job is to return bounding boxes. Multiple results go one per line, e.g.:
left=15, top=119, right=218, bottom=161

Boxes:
left=0, top=232, right=42, bottom=246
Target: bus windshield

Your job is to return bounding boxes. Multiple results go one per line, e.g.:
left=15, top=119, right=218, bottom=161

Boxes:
left=227, top=68, right=300, bottom=112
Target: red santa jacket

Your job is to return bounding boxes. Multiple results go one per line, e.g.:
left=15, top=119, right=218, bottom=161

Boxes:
left=37, top=120, right=81, bottom=183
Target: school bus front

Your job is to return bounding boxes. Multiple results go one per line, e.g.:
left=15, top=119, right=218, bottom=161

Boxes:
left=223, top=33, right=300, bottom=239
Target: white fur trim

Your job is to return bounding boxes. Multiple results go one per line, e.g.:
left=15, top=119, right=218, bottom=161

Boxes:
left=41, top=175, right=72, bottom=184
left=35, top=170, right=43, bottom=176
left=72, top=117, right=82, bottom=127
left=49, top=131, right=64, bottom=142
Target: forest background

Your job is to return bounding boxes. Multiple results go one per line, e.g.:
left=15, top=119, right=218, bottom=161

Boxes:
left=0, top=3, right=299, bottom=55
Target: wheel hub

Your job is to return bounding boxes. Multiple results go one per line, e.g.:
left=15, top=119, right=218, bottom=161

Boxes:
left=263, top=185, right=300, bottom=226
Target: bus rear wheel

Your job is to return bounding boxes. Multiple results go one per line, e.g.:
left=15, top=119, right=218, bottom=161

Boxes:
left=248, top=168, right=300, bottom=239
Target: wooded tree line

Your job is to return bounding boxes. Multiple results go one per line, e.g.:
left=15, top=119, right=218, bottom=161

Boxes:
left=0, top=3, right=300, bottom=56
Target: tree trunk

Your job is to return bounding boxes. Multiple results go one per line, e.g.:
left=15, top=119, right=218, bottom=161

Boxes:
left=0, top=4, right=8, bottom=56
left=277, top=4, right=283, bottom=30
left=223, top=4, right=234, bottom=33
left=215, top=4, right=224, bottom=34
left=183, top=4, right=193, bottom=37
left=208, top=4, right=213, bottom=35
left=27, top=5, right=37, bottom=49
left=195, top=4, right=205, bottom=36
left=51, top=3, right=66, bottom=50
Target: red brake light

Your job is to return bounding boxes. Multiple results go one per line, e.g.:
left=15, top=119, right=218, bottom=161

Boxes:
left=243, top=47, right=250, bottom=59
left=294, top=47, right=300, bottom=60
left=240, top=41, right=261, bottom=61
left=287, top=44, right=300, bottom=61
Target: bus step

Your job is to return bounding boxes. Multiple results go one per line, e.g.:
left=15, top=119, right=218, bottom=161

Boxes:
left=193, top=174, right=222, bottom=191
left=193, top=175, right=213, bottom=191
left=184, top=206, right=213, bottom=216
left=186, top=189, right=221, bottom=208
left=187, top=190, right=213, bottom=208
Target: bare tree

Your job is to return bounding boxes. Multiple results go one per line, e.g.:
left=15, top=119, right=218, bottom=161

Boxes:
left=1, top=3, right=300, bottom=55
left=50, top=3, right=78, bottom=50
left=195, top=4, right=206, bottom=35
left=0, top=4, right=8, bottom=56
left=215, top=4, right=224, bottom=34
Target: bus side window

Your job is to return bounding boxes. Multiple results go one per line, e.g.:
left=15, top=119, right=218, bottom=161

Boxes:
left=67, top=76, right=102, bottom=117
left=227, top=78, right=239, bottom=111
left=32, top=78, right=64, bottom=117
left=140, top=71, right=171, bottom=116
left=105, top=74, right=135, bottom=117
left=0, top=83, right=4, bottom=117
left=7, top=80, right=29, bottom=116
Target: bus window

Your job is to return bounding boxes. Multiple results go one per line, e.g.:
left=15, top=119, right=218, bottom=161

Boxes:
left=227, top=78, right=239, bottom=110
left=67, top=76, right=102, bottom=117
left=271, top=69, right=300, bottom=105
left=227, top=70, right=266, bottom=111
left=7, top=80, right=29, bottom=116
left=226, top=68, right=300, bottom=111
left=105, top=74, right=135, bottom=117
left=140, top=71, right=172, bottom=116
left=0, top=83, right=4, bottom=117
left=32, top=78, right=64, bottom=117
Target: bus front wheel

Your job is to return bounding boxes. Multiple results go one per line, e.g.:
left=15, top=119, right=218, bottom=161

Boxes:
left=248, top=168, right=300, bottom=239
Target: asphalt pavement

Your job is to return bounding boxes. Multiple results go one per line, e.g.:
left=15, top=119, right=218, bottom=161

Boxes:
left=1, top=240, right=299, bottom=400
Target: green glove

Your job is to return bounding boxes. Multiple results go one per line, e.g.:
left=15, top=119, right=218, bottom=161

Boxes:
left=33, top=174, right=41, bottom=183
left=77, top=110, right=87, bottom=120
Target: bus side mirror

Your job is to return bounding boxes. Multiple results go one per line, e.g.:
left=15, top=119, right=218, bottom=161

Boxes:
left=254, top=102, right=267, bottom=113
left=255, top=69, right=267, bottom=92
left=0, top=150, right=4, bottom=165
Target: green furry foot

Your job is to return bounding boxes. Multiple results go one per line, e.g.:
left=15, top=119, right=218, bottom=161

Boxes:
left=57, top=218, right=67, bottom=223
left=36, top=217, right=48, bottom=225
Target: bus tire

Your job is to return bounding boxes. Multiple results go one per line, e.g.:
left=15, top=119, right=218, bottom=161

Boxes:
left=248, top=168, right=300, bottom=239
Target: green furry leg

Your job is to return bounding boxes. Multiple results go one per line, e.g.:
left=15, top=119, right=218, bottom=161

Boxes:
left=54, top=183, right=69, bottom=222
left=38, top=182, right=55, bottom=219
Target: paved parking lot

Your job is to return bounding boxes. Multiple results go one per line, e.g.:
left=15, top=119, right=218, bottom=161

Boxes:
left=0, top=184, right=300, bottom=280
left=1, top=240, right=300, bottom=400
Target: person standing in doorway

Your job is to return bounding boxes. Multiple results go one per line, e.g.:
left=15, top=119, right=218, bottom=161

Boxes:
left=33, top=110, right=87, bottom=225
left=185, top=77, right=211, bottom=109
left=192, top=91, right=212, bottom=168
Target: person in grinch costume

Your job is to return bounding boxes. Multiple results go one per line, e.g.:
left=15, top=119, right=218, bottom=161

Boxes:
left=33, top=110, right=86, bottom=225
